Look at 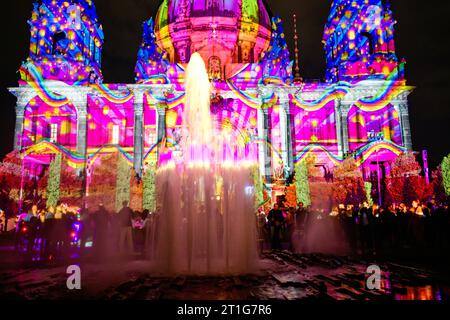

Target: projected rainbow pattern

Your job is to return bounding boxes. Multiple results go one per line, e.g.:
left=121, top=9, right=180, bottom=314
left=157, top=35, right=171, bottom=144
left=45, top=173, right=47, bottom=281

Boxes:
left=16, top=0, right=411, bottom=175
left=323, top=0, right=404, bottom=82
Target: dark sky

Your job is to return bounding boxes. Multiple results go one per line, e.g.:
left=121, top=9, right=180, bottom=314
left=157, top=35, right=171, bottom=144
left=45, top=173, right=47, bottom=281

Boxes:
left=1, top=0, right=449, bottom=168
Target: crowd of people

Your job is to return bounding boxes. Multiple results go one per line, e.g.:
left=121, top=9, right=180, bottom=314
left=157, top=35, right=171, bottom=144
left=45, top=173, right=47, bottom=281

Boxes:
left=258, top=200, right=450, bottom=256
left=0, top=201, right=159, bottom=262
left=1, top=197, right=450, bottom=261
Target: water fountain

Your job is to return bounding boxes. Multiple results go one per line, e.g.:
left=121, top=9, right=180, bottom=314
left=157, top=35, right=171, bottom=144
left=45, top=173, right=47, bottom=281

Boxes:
left=152, top=53, right=259, bottom=275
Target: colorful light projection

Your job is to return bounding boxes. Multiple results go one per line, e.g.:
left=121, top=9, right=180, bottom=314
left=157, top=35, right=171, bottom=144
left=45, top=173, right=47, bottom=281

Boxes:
left=348, top=104, right=402, bottom=151
left=24, top=0, right=104, bottom=84
left=22, top=96, right=77, bottom=147
left=135, top=18, right=170, bottom=84
left=293, top=101, right=338, bottom=149
left=323, top=0, right=404, bottom=82
left=19, top=59, right=410, bottom=170
left=259, top=17, right=294, bottom=85
left=15, top=0, right=413, bottom=182
left=86, top=94, right=135, bottom=149
left=154, top=0, right=271, bottom=66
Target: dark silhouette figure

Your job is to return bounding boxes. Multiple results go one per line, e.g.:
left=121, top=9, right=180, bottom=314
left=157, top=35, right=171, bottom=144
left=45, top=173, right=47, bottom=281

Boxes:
left=117, top=201, right=133, bottom=255
left=24, top=205, right=40, bottom=256
left=268, top=204, right=285, bottom=251
left=79, top=205, right=92, bottom=257
left=358, top=203, right=374, bottom=255
left=93, top=204, right=110, bottom=260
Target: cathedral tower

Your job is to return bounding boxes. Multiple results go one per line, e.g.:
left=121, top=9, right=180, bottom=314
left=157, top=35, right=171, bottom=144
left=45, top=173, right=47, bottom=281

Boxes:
left=323, top=0, right=404, bottom=82
left=22, top=0, right=104, bottom=84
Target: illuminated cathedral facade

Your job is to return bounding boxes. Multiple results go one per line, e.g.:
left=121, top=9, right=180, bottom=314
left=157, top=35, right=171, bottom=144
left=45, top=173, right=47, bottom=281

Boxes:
left=9, top=0, right=414, bottom=191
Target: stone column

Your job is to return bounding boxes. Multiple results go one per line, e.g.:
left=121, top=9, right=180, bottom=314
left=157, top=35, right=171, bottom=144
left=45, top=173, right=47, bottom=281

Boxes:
left=71, top=88, right=91, bottom=157
left=257, top=107, right=272, bottom=183
left=335, top=100, right=344, bottom=158
left=14, top=103, right=26, bottom=151
left=133, top=89, right=145, bottom=175
left=76, top=106, right=88, bottom=156
left=9, top=89, right=34, bottom=151
left=398, top=103, right=413, bottom=151
left=278, top=91, right=294, bottom=177
left=340, top=102, right=352, bottom=156
left=156, top=106, right=166, bottom=146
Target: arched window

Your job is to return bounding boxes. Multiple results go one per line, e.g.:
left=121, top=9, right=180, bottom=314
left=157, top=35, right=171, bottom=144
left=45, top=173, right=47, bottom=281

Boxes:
left=359, top=32, right=375, bottom=56
left=52, top=31, right=67, bottom=55
left=49, top=123, right=59, bottom=143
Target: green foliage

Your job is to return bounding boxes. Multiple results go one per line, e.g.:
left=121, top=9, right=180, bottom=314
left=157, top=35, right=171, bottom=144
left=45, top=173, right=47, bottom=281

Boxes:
left=46, top=153, right=62, bottom=208
left=364, top=182, right=374, bottom=206
left=115, top=156, right=131, bottom=212
left=251, top=165, right=264, bottom=209
left=294, top=160, right=311, bottom=207
left=143, top=162, right=156, bottom=212
left=442, top=154, right=450, bottom=196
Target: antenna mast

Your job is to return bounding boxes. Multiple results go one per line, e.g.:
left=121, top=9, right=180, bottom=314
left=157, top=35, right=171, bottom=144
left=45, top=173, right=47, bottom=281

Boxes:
left=293, top=13, right=302, bottom=83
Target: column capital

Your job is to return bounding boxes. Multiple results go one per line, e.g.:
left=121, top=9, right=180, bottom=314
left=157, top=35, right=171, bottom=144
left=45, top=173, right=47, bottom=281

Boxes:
left=133, top=94, right=144, bottom=116
left=9, top=87, right=36, bottom=107
left=78, top=109, right=88, bottom=118
left=15, top=104, right=26, bottom=115
left=134, top=105, right=144, bottom=115
left=339, top=102, right=352, bottom=115
left=133, top=91, right=145, bottom=107
left=147, top=85, right=175, bottom=101
left=398, top=103, right=409, bottom=113
left=68, top=89, right=90, bottom=113
left=339, top=102, right=351, bottom=155
left=156, top=107, right=166, bottom=115
left=132, top=88, right=147, bottom=98
left=278, top=92, right=290, bottom=107
left=257, top=84, right=274, bottom=100
left=259, top=106, right=270, bottom=115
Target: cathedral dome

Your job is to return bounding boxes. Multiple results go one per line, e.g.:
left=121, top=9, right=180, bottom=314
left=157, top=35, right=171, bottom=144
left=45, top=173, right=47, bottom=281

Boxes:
left=155, top=0, right=272, bottom=67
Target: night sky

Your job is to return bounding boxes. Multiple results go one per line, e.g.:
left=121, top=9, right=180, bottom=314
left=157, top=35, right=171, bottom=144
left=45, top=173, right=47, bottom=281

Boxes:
left=1, top=0, right=449, bottom=168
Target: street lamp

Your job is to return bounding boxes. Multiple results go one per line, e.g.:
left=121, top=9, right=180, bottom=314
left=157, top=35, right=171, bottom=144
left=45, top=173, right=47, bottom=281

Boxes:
left=368, top=130, right=384, bottom=207
left=18, top=153, right=26, bottom=215
left=376, top=146, right=382, bottom=208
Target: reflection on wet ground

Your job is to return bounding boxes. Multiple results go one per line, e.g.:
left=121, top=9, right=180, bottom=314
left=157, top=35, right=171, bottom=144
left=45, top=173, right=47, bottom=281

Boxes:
left=0, top=248, right=448, bottom=300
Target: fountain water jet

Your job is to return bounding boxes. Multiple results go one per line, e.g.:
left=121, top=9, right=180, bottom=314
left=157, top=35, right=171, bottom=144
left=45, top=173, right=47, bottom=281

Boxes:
left=152, top=53, right=259, bottom=275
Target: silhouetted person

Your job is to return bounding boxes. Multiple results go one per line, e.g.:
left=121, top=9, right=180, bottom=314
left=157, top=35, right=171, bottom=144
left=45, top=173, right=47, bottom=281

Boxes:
left=117, top=201, right=133, bottom=255
left=268, top=204, right=285, bottom=251
left=42, top=206, right=56, bottom=260
left=61, top=207, right=75, bottom=260
left=79, top=205, right=91, bottom=256
left=93, top=204, right=110, bottom=260
left=410, top=201, right=425, bottom=248
left=24, top=205, right=40, bottom=255
left=382, top=206, right=397, bottom=249
left=256, top=208, right=267, bottom=253
left=359, top=202, right=374, bottom=255
left=343, top=205, right=357, bottom=255
left=132, top=210, right=145, bottom=254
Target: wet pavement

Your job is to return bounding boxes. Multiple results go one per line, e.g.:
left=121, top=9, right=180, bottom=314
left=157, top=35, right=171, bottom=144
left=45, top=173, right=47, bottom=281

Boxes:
left=0, top=244, right=449, bottom=300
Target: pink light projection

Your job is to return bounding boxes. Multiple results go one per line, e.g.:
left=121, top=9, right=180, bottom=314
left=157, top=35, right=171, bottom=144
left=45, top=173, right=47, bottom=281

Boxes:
left=11, top=0, right=414, bottom=186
